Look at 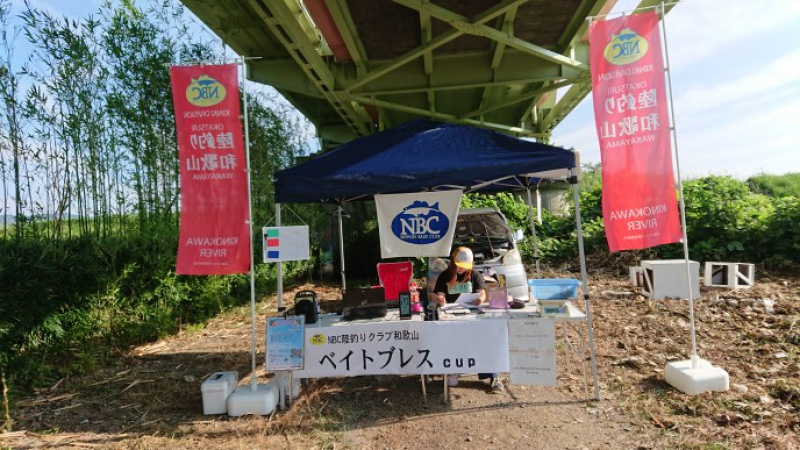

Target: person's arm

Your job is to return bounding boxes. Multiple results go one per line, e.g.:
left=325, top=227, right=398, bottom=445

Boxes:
left=432, top=274, right=447, bottom=307
left=472, top=270, right=487, bottom=305
left=473, top=288, right=486, bottom=305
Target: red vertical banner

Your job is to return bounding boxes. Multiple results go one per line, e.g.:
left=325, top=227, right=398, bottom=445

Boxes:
left=589, top=12, right=682, bottom=252
left=170, top=64, right=250, bottom=274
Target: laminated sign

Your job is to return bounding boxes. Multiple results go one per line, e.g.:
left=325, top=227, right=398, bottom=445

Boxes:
left=375, top=190, right=462, bottom=258
left=266, top=316, right=305, bottom=370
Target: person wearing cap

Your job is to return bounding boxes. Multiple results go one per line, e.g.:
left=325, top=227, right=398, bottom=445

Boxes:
left=431, top=246, right=503, bottom=393
left=431, top=247, right=486, bottom=307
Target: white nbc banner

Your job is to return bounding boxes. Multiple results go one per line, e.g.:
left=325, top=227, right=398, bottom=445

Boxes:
left=375, top=190, right=462, bottom=258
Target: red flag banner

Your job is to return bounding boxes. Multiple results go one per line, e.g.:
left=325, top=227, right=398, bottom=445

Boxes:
left=170, top=64, right=250, bottom=274
left=589, top=12, right=682, bottom=252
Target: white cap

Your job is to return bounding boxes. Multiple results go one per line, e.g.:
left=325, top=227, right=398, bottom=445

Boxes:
left=452, top=247, right=473, bottom=270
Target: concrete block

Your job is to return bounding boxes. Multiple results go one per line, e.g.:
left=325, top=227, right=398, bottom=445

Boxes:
left=704, top=262, right=755, bottom=288
left=641, top=260, right=700, bottom=300
left=629, top=266, right=643, bottom=287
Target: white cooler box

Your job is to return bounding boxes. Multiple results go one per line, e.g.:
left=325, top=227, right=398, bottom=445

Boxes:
left=201, top=371, right=238, bottom=415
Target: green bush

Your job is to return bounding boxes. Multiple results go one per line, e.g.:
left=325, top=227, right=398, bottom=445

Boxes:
left=681, top=176, right=775, bottom=262
left=0, top=231, right=307, bottom=392
left=748, top=172, right=800, bottom=198
left=457, top=173, right=800, bottom=271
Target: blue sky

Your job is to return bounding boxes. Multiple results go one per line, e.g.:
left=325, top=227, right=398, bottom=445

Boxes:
left=11, top=0, right=800, bottom=180
left=552, top=0, right=800, bottom=179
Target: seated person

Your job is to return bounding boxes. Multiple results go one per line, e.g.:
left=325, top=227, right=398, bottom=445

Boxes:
left=431, top=247, right=486, bottom=306
left=431, top=247, right=503, bottom=393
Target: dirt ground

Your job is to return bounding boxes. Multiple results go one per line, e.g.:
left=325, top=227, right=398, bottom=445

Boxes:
left=3, top=266, right=799, bottom=450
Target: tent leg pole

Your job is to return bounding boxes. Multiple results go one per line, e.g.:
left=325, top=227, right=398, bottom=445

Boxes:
left=572, top=181, right=599, bottom=401
left=277, top=203, right=284, bottom=312
left=525, top=188, right=541, bottom=277
left=337, top=205, right=346, bottom=291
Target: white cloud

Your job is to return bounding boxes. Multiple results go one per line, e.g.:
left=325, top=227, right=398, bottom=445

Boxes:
left=554, top=0, right=800, bottom=180
left=665, top=0, right=800, bottom=71
left=674, top=51, right=800, bottom=115
left=676, top=94, right=800, bottom=178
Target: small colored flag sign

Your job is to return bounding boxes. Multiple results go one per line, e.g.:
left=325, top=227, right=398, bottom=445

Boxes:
left=262, top=226, right=310, bottom=262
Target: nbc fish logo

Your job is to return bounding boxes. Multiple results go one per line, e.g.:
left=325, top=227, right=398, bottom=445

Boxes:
left=391, top=200, right=449, bottom=245
left=603, top=27, right=649, bottom=65
left=309, top=333, right=326, bottom=346
left=186, top=75, right=226, bottom=107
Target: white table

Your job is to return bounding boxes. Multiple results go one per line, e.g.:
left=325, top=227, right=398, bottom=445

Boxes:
left=305, top=303, right=591, bottom=403
left=438, top=302, right=590, bottom=401
left=438, top=302, right=586, bottom=322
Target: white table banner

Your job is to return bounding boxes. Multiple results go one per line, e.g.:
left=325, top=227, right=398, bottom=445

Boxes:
left=295, top=320, right=508, bottom=378
left=375, top=190, right=462, bottom=258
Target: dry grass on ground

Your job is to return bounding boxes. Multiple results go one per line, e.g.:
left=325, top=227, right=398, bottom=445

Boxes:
left=1, top=266, right=798, bottom=449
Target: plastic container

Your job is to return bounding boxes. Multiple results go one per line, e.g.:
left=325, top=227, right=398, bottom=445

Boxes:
left=227, top=381, right=279, bottom=417
left=538, top=299, right=569, bottom=316
left=528, top=278, right=580, bottom=300
left=201, top=371, right=238, bottom=415
left=410, top=282, right=422, bottom=313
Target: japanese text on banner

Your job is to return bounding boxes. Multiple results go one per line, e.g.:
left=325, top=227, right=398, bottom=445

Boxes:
left=295, top=320, right=509, bottom=378
left=170, top=64, right=250, bottom=274
left=589, top=12, right=682, bottom=251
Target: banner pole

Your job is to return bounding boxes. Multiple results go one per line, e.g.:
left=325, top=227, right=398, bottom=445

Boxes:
left=337, top=204, right=347, bottom=291
left=239, top=58, right=259, bottom=389
left=571, top=174, right=600, bottom=401
left=658, top=3, right=698, bottom=368
left=276, top=204, right=284, bottom=312
left=524, top=187, right=540, bottom=277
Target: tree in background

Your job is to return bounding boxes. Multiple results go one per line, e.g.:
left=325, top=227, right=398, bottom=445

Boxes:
left=0, top=0, right=315, bottom=400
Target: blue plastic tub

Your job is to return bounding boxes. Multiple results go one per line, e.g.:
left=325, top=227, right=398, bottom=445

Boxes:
left=528, top=278, right=580, bottom=300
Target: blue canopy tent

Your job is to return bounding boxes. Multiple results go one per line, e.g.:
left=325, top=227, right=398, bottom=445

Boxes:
left=275, top=119, right=578, bottom=203
left=274, top=119, right=581, bottom=291
left=272, top=119, right=598, bottom=399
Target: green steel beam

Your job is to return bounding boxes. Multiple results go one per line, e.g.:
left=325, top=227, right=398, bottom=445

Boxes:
left=419, top=9, right=435, bottom=113
left=347, top=50, right=569, bottom=95
left=394, top=0, right=588, bottom=71
left=541, top=72, right=591, bottom=131
left=462, top=79, right=573, bottom=120
left=557, top=0, right=607, bottom=51
left=324, top=0, right=368, bottom=74
left=249, top=59, right=326, bottom=98
left=351, top=95, right=540, bottom=137
left=479, top=6, right=518, bottom=125
left=251, top=0, right=368, bottom=136
left=346, top=0, right=528, bottom=92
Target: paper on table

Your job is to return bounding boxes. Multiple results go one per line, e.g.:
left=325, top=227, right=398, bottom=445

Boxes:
left=440, top=304, right=470, bottom=314
left=455, top=292, right=482, bottom=308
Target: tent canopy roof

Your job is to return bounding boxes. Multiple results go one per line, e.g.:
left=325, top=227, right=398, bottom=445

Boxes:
left=274, top=119, right=578, bottom=204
